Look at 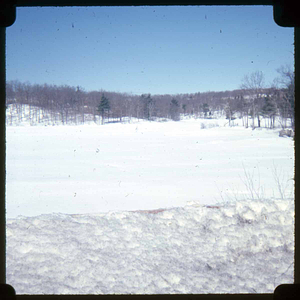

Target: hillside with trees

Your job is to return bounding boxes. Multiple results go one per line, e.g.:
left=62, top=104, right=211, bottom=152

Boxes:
left=6, top=66, right=294, bottom=129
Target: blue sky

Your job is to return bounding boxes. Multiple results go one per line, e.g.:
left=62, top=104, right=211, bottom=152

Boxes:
left=6, top=5, right=294, bottom=95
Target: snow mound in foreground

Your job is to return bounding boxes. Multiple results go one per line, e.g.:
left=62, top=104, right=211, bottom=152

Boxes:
left=6, top=198, right=294, bottom=294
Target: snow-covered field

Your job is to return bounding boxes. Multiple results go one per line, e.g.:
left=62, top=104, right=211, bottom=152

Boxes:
left=6, top=118, right=294, bottom=217
left=5, top=117, right=295, bottom=294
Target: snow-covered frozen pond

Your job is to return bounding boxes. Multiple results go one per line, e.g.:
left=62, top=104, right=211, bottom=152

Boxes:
left=6, top=118, right=294, bottom=218
left=5, top=118, right=295, bottom=294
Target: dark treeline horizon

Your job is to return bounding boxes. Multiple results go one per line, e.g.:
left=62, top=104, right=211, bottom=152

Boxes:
left=5, top=74, right=294, bottom=129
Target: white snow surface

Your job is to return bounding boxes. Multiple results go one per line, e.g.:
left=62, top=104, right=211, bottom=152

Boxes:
left=6, top=117, right=294, bottom=218
left=5, top=115, right=295, bottom=294
left=6, top=198, right=294, bottom=294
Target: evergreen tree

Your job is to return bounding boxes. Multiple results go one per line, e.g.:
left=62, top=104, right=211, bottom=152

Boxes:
left=169, top=99, right=180, bottom=121
left=202, top=103, right=210, bottom=118
left=140, top=94, right=154, bottom=120
left=261, top=96, right=277, bottom=128
left=97, top=94, right=110, bottom=125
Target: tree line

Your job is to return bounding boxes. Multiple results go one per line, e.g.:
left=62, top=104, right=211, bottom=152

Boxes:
left=6, top=65, right=294, bottom=129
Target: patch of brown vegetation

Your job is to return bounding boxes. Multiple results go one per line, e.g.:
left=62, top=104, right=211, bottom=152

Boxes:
left=133, top=208, right=166, bottom=214
left=205, top=205, right=221, bottom=209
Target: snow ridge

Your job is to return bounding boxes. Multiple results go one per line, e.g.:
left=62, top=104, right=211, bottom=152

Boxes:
left=6, top=198, right=294, bottom=294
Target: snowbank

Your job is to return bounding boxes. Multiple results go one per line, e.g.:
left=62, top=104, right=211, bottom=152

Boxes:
left=6, top=198, right=294, bottom=294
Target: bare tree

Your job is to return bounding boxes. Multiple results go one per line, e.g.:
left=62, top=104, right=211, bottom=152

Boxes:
left=240, top=71, right=265, bottom=128
left=273, top=65, right=295, bottom=128
left=224, top=98, right=239, bottom=126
